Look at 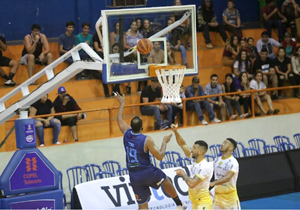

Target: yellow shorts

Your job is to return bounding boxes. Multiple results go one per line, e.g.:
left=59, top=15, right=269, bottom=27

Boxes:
left=192, top=202, right=213, bottom=210
left=213, top=191, right=240, bottom=210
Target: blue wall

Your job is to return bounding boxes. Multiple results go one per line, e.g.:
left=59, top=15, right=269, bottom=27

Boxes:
left=1, top=0, right=260, bottom=41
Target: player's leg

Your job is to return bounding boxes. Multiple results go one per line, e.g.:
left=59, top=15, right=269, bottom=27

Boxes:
left=161, top=177, right=186, bottom=209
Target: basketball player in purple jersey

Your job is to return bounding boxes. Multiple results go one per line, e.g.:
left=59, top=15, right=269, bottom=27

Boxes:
left=115, top=92, right=187, bottom=210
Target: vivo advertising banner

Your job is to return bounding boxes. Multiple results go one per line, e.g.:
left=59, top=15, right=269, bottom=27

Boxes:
left=76, top=167, right=193, bottom=209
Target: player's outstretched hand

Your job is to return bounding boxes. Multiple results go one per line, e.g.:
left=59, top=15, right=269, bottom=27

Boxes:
left=163, top=133, right=173, bottom=143
left=114, top=92, right=125, bottom=105
left=170, top=124, right=178, bottom=132
left=175, top=169, right=185, bottom=176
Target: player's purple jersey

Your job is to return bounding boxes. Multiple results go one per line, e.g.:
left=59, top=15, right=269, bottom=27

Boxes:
left=123, top=129, right=151, bottom=169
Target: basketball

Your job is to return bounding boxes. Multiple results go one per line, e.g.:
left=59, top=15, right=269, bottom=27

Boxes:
left=137, top=38, right=153, bottom=55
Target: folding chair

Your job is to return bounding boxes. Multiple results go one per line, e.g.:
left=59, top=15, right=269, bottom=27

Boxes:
left=164, top=151, right=182, bottom=163
left=159, top=161, right=178, bottom=169
left=234, top=142, right=245, bottom=158
left=293, top=133, right=300, bottom=149
left=176, top=157, right=191, bottom=167
left=243, top=148, right=260, bottom=157
left=116, top=168, right=129, bottom=176
left=273, top=135, right=290, bottom=146
left=209, top=144, right=222, bottom=158
left=279, top=142, right=296, bottom=151
left=83, top=163, right=102, bottom=181
left=102, top=160, right=122, bottom=176
left=264, top=145, right=280, bottom=154
left=204, top=154, right=215, bottom=162
left=95, top=171, right=115, bottom=179
left=248, top=138, right=266, bottom=154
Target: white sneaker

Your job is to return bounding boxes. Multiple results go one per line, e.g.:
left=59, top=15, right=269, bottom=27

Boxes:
left=40, top=144, right=45, bottom=147
left=201, top=119, right=208, bottom=125
left=176, top=202, right=187, bottom=210
left=4, top=80, right=16, bottom=86
left=211, top=118, right=221, bottom=123
left=54, top=141, right=61, bottom=145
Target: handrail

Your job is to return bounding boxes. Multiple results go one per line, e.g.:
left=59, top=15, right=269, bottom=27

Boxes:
left=4, top=85, right=300, bottom=137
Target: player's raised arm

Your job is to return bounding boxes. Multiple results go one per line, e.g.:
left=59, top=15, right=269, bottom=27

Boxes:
left=175, top=169, right=202, bottom=188
left=115, top=92, right=131, bottom=134
left=171, top=124, right=191, bottom=157
left=145, top=134, right=172, bottom=161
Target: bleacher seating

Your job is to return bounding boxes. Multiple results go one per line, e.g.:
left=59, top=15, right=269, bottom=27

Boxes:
left=264, top=145, right=280, bottom=154
left=248, top=138, right=266, bottom=154
left=243, top=148, right=260, bottom=157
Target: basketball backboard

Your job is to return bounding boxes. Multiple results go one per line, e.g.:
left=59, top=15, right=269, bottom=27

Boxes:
left=97, top=5, right=198, bottom=84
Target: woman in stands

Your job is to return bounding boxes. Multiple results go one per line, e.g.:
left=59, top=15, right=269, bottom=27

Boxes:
left=291, top=46, right=300, bottom=91
left=233, top=49, right=252, bottom=80
left=274, top=46, right=299, bottom=98
left=135, top=18, right=142, bottom=33
left=246, top=37, right=259, bottom=61
left=222, top=74, right=248, bottom=120
left=110, top=22, right=120, bottom=48
left=223, top=35, right=239, bottom=67
left=235, top=72, right=252, bottom=116
left=141, top=19, right=155, bottom=38
left=250, top=71, right=280, bottom=115
left=30, top=94, right=61, bottom=146
left=282, top=32, right=296, bottom=58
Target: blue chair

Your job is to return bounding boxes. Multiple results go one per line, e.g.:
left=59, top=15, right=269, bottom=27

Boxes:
left=116, top=168, right=129, bottom=176
left=209, top=144, right=222, bottom=158
left=164, top=151, right=182, bottom=163
left=160, top=161, right=178, bottom=169
left=264, top=145, right=280, bottom=154
left=234, top=142, right=245, bottom=158
left=243, top=148, right=260, bottom=157
left=102, top=160, right=121, bottom=176
left=248, top=138, right=266, bottom=154
left=204, top=154, right=215, bottom=162
left=95, top=171, right=115, bottom=179
left=293, top=133, right=300, bottom=149
left=273, top=135, right=290, bottom=146
left=176, top=157, right=191, bottom=167
left=149, top=153, right=157, bottom=167
left=83, top=164, right=102, bottom=181
left=66, top=166, right=88, bottom=194
left=279, top=142, right=296, bottom=151
left=58, top=171, right=67, bottom=207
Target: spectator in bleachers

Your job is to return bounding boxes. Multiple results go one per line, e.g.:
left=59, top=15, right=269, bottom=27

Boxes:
left=30, top=94, right=61, bottom=146
left=172, top=85, right=185, bottom=126
left=197, top=0, right=228, bottom=49
left=135, top=18, right=142, bottom=33
left=0, top=33, right=19, bottom=86
left=58, top=21, right=76, bottom=65
left=124, top=20, right=143, bottom=51
left=246, top=37, right=259, bottom=61
left=291, top=46, right=300, bottom=87
left=222, top=0, right=243, bottom=40
left=186, top=76, right=221, bottom=125
left=223, top=35, right=239, bottom=67
left=222, top=74, right=249, bottom=120
left=204, top=74, right=226, bottom=121
left=109, top=22, right=120, bottom=48
left=165, top=19, right=187, bottom=67
left=253, top=48, right=278, bottom=99
left=167, top=41, right=176, bottom=65
left=250, top=70, right=280, bottom=115
left=76, top=22, right=93, bottom=79
left=239, top=38, right=248, bottom=51
left=53, top=86, right=85, bottom=142
left=282, top=32, right=296, bottom=58
left=274, top=47, right=299, bottom=98
left=256, top=31, right=280, bottom=60
left=141, top=19, right=154, bottom=38
left=233, top=49, right=252, bottom=80
left=140, top=78, right=172, bottom=130
left=148, top=41, right=164, bottom=64
left=235, top=72, right=252, bottom=116
left=281, top=0, right=299, bottom=40
left=262, top=0, right=286, bottom=42
left=171, top=0, right=191, bottom=50
left=20, top=24, right=53, bottom=83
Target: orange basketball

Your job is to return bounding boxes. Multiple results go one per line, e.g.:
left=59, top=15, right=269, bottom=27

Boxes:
left=137, top=38, right=153, bottom=55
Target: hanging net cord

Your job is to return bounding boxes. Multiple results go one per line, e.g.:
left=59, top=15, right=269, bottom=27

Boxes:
left=155, top=68, right=185, bottom=103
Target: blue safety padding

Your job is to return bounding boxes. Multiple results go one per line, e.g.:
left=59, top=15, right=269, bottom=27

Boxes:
left=15, top=118, right=37, bottom=149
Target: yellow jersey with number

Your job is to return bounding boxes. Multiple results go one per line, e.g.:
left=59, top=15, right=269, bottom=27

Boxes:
left=188, top=158, right=213, bottom=204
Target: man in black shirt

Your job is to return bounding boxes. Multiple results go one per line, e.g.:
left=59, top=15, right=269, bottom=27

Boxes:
left=140, top=78, right=172, bottom=130
left=253, top=48, right=278, bottom=98
left=0, top=33, right=19, bottom=86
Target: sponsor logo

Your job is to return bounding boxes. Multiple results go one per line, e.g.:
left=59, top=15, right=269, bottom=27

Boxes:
left=156, top=178, right=165, bottom=186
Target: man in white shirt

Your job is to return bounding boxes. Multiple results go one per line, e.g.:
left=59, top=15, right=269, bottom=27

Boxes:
left=210, top=138, right=240, bottom=210
left=172, top=124, right=213, bottom=210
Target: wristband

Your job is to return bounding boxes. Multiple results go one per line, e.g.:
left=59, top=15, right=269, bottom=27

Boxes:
left=215, top=102, right=219, bottom=105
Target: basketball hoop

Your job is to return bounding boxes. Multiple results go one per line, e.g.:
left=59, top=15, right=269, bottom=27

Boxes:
left=150, top=65, right=185, bottom=103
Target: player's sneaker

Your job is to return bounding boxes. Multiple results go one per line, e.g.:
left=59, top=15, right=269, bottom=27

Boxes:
left=176, top=202, right=187, bottom=210
left=4, top=80, right=16, bottom=86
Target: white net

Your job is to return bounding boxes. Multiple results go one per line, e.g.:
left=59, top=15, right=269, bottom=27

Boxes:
left=155, top=67, right=185, bottom=103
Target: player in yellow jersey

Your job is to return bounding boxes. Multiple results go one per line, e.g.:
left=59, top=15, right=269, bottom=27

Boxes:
left=210, top=138, right=240, bottom=210
left=171, top=124, right=213, bottom=209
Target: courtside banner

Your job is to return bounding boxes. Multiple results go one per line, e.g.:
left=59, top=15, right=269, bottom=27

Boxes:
left=76, top=167, right=192, bottom=209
